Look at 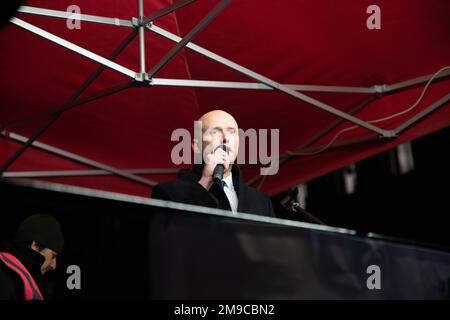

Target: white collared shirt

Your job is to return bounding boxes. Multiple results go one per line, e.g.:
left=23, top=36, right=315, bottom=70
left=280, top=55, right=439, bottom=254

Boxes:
left=222, top=172, right=238, bottom=213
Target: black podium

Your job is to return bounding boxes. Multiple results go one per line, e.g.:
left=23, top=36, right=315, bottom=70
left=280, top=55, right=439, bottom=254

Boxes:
left=1, top=179, right=450, bottom=299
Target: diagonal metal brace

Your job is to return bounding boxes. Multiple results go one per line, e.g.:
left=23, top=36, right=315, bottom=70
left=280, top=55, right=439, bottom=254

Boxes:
left=147, top=0, right=231, bottom=79
left=139, top=0, right=197, bottom=26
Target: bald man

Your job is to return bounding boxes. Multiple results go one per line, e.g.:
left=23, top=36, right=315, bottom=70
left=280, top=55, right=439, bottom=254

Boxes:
left=152, top=110, right=274, bottom=217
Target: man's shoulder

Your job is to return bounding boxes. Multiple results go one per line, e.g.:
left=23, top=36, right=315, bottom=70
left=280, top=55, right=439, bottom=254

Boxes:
left=154, top=178, right=191, bottom=190
left=151, top=176, right=220, bottom=209
left=241, top=183, right=270, bottom=201
left=151, top=176, right=213, bottom=205
left=153, top=176, right=200, bottom=194
left=238, top=183, right=275, bottom=217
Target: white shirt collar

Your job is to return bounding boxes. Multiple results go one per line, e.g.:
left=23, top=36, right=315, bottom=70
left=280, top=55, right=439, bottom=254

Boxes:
left=222, top=171, right=238, bottom=213
left=223, top=172, right=234, bottom=189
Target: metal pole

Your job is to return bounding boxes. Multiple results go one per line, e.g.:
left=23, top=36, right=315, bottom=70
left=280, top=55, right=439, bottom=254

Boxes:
left=290, top=95, right=379, bottom=153
left=10, top=18, right=136, bottom=79
left=140, top=0, right=197, bottom=25
left=150, top=78, right=376, bottom=93
left=0, top=115, right=61, bottom=174
left=394, top=94, right=450, bottom=135
left=1, top=131, right=157, bottom=186
left=138, top=0, right=146, bottom=74
left=147, top=0, right=231, bottom=78
left=18, top=6, right=133, bottom=28
left=2, top=168, right=180, bottom=178
left=385, top=69, right=450, bottom=93
left=59, top=81, right=135, bottom=114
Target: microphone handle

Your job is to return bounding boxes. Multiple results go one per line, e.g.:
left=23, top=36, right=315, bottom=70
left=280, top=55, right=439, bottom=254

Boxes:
left=213, top=164, right=225, bottom=183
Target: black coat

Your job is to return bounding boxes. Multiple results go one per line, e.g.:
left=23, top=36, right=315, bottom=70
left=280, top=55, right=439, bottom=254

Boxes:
left=0, top=241, right=44, bottom=300
left=152, top=165, right=275, bottom=217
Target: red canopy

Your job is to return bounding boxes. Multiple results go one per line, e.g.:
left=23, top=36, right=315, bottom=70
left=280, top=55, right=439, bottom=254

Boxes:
left=1, top=0, right=449, bottom=197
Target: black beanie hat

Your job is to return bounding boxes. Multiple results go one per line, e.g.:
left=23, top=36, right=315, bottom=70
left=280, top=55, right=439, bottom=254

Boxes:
left=14, top=214, right=64, bottom=254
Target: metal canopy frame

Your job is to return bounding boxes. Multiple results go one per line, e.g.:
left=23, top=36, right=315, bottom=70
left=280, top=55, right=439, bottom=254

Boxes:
left=1, top=131, right=157, bottom=186
left=2, top=168, right=180, bottom=179
left=2, top=0, right=449, bottom=188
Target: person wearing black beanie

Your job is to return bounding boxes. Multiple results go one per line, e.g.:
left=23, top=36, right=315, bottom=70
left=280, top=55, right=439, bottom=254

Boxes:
left=0, top=214, right=64, bottom=300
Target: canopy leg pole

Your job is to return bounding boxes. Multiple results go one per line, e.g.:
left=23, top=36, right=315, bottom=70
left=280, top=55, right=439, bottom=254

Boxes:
left=138, top=0, right=146, bottom=75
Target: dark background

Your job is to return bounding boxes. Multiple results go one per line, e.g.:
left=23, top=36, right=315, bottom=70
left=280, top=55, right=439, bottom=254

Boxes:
left=274, top=125, right=450, bottom=248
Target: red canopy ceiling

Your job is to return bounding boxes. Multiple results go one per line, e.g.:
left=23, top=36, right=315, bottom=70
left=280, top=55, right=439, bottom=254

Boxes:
left=0, top=0, right=449, bottom=197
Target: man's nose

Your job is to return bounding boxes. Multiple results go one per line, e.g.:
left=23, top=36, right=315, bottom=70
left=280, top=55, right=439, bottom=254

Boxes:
left=221, top=131, right=230, bottom=144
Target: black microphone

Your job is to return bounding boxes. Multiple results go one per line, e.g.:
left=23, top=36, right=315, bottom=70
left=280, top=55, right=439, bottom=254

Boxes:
left=212, top=145, right=228, bottom=184
left=281, top=186, right=327, bottom=225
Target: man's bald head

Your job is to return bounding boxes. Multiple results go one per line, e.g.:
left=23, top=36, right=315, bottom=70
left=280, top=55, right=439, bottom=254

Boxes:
left=198, top=110, right=238, bottom=129
left=194, top=109, right=240, bottom=164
